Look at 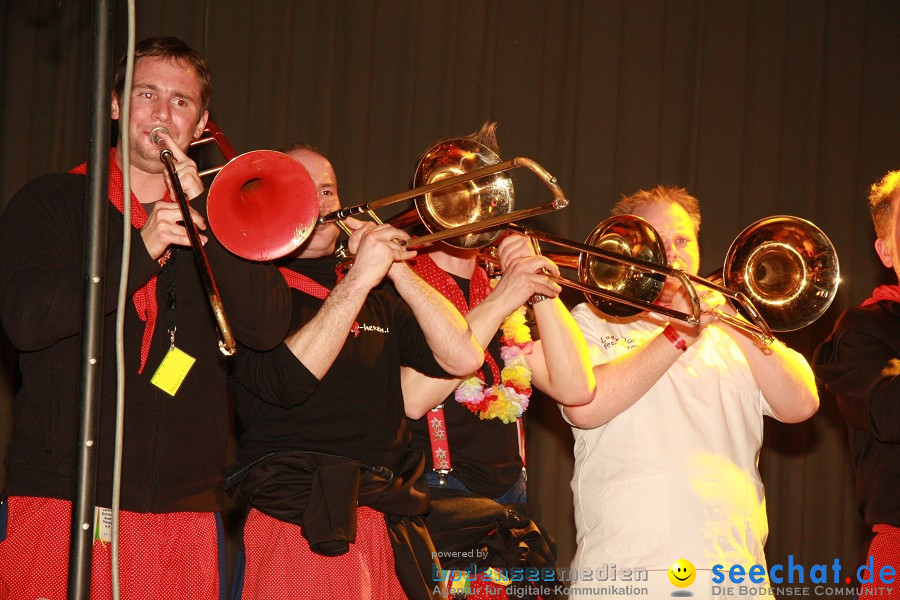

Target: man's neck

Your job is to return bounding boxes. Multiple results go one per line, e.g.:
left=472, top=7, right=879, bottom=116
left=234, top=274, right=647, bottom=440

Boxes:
left=114, top=147, right=167, bottom=203
left=427, top=246, right=479, bottom=279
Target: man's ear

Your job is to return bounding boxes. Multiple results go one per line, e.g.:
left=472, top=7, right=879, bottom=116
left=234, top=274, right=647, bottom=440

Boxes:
left=875, top=237, right=894, bottom=270
left=193, top=110, right=209, bottom=140
left=111, top=93, right=120, bottom=120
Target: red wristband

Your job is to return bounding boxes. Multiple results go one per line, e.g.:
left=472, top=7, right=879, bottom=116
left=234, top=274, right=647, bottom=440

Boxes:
left=662, top=324, right=687, bottom=351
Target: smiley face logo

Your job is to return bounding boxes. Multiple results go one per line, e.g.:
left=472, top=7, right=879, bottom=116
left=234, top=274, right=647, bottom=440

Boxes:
left=668, top=558, right=696, bottom=587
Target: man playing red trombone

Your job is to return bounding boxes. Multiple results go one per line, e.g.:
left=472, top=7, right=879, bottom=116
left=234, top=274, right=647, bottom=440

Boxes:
left=0, top=37, right=290, bottom=599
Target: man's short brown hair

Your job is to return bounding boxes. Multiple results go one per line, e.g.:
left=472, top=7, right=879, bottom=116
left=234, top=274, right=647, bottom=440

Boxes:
left=611, top=185, right=702, bottom=233
left=113, top=36, right=212, bottom=113
left=868, top=170, right=900, bottom=241
left=280, top=142, right=320, bottom=155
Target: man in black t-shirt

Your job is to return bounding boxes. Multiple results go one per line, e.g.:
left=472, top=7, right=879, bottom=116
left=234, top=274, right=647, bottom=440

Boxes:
left=400, top=124, right=596, bottom=599
left=226, top=146, right=483, bottom=600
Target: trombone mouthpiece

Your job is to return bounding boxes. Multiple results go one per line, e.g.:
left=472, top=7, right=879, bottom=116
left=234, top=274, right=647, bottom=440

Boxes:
left=150, top=127, right=171, bottom=146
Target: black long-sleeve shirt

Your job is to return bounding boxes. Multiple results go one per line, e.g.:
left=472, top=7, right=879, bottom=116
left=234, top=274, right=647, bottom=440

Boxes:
left=813, top=299, right=900, bottom=527
left=230, top=256, right=452, bottom=474
left=0, top=172, right=291, bottom=513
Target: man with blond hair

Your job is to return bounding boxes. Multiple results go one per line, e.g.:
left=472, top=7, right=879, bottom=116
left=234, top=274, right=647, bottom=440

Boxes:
left=564, top=185, right=819, bottom=599
left=814, top=170, right=900, bottom=593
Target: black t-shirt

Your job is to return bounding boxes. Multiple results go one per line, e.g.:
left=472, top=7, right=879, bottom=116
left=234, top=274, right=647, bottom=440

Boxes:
left=407, top=275, right=524, bottom=499
left=230, top=256, right=451, bottom=473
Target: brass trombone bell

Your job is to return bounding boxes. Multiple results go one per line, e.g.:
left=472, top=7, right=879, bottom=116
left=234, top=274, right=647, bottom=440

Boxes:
left=721, top=216, right=840, bottom=332
left=412, top=138, right=515, bottom=249
left=578, top=217, right=667, bottom=318
left=512, top=218, right=703, bottom=328
left=321, top=139, right=568, bottom=252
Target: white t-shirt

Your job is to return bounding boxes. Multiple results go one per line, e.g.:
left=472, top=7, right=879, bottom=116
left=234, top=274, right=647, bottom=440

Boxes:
left=568, top=302, right=777, bottom=577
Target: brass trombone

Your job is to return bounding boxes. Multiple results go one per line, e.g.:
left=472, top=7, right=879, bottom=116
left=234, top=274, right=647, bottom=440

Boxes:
left=512, top=215, right=840, bottom=344
left=320, top=137, right=569, bottom=251
left=204, top=134, right=568, bottom=263
left=151, top=124, right=237, bottom=355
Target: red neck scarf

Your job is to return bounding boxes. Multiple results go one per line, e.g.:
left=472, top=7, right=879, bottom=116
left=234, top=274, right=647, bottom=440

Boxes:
left=277, top=267, right=333, bottom=299
left=410, top=254, right=500, bottom=383
left=70, top=149, right=170, bottom=373
left=862, top=284, right=900, bottom=307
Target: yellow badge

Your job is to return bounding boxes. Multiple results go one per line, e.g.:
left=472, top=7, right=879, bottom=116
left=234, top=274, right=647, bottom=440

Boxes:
left=483, top=567, right=510, bottom=586
left=448, top=571, right=470, bottom=595
left=150, top=346, right=196, bottom=396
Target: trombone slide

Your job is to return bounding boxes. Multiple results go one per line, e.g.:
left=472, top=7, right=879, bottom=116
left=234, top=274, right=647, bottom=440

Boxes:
left=151, top=126, right=236, bottom=355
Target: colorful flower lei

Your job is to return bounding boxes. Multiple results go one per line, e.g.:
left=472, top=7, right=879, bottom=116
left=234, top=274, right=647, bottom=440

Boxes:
left=454, top=296, right=533, bottom=424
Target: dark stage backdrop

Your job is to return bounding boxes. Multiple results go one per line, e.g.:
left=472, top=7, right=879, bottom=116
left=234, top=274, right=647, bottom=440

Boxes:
left=2, top=0, right=899, bottom=585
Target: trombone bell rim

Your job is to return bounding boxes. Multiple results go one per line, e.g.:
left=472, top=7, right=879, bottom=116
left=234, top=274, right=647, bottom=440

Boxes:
left=413, top=137, right=515, bottom=249
left=723, top=215, right=840, bottom=332
left=207, top=150, right=320, bottom=261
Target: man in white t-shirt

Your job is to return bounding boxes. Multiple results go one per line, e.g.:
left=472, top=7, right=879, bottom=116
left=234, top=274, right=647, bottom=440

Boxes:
left=562, top=186, right=819, bottom=599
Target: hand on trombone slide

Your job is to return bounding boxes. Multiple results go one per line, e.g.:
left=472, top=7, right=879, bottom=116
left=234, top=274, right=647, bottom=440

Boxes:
left=151, top=127, right=205, bottom=202
left=668, top=286, right=759, bottom=346
left=140, top=199, right=208, bottom=261
left=493, top=233, right=562, bottom=309
left=343, top=218, right=417, bottom=288
left=141, top=127, right=209, bottom=261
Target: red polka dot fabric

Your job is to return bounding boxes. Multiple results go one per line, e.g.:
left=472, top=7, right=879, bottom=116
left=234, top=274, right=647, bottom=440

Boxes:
left=239, top=506, right=407, bottom=600
left=863, top=524, right=900, bottom=599
left=0, top=496, right=220, bottom=600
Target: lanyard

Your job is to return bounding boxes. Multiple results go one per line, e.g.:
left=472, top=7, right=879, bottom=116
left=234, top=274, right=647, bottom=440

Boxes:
left=160, top=251, right=178, bottom=348
left=426, top=405, right=527, bottom=484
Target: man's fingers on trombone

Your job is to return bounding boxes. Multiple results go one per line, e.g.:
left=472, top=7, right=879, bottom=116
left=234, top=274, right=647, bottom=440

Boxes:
left=532, top=280, right=561, bottom=299
left=508, top=254, right=560, bottom=278
left=357, top=223, right=410, bottom=246
left=342, top=216, right=368, bottom=231
left=533, top=255, right=560, bottom=278
left=497, top=233, right=536, bottom=266
left=346, top=220, right=377, bottom=254
left=698, top=291, right=727, bottom=314
left=163, top=225, right=209, bottom=250
left=173, top=201, right=208, bottom=232
left=534, top=270, right=562, bottom=297
left=391, top=247, right=417, bottom=263
left=172, top=159, right=204, bottom=200
left=148, top=200, right=207, bottom=229
left=378, top=234, right=415, bottom=263
left=517, top=257, right=561, bottom=297
left=713, top=295, right=738, bottom=317
left=374, top=223, right=411, bottom=243
left=141, top=201, right=207, bottom=259
left=154, top=130, right=205, bottom=200
left=361, top=224, right=412, bottom=257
